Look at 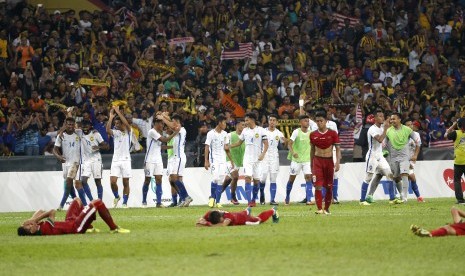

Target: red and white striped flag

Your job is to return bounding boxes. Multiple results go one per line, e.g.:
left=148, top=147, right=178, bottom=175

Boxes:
left=429, top=138, right=454, bottom=148
left=220, top=43, right=253, bottom=60
left=332, top=13, right=360, bottom=29
left=340, top=127, right=355, bottom=151
left=353, top=103, right=363, bottom=139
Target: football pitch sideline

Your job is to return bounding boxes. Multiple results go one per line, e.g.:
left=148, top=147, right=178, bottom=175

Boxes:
left=0, top=198, right=462, bottom=275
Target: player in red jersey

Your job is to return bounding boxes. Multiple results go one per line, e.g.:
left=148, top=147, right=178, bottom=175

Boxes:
left=196, top=206, right=279, bottom=226
left=17, top=198, right=130, bottom=236
left=310, top=111, right=341, bottom=215
left=411, top=207, right=465, bottom=237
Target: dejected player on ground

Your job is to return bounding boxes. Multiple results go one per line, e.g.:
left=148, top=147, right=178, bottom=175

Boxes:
left=196, top=206, right=279, bottom=226
left=411, top=207, right=465, bottom=237
left=17, top=198, right=129, bottom=236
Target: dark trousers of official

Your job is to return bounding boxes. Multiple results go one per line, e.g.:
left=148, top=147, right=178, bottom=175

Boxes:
left=453, top=164, right=465, bottom=201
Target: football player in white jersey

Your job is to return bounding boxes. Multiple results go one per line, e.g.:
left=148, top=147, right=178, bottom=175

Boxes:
left=205, top=114, right=234, bottom=208
left=405, top=118, right=424, bottom=202
left=230, top=112, right=269, bottom=207
left=157, top=113, right=193, bottom=207
left=79, top=120, right=109, bottom=201
left=360, top=111, right=394, bottom=205
left=142, top=118, right=178, bottom=207
left=260, top=114, right=286, bottom=205
left=53, top=117, right=84, bottom=209
left=106, top=106, right=133, bottom=208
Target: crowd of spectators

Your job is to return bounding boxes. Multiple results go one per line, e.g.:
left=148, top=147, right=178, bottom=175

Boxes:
left=1, top=0, right=465, bottom=161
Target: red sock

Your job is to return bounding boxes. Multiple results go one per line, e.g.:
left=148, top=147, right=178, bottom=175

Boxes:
left=430, top=227, right=448, bottom=237
left=324, top=186, right=333, bottom=210
left=315, top=189, right=323, bottom=210
left=257, top=210, right=274, bottom=223
left=94, top=200, right=117, bottom=230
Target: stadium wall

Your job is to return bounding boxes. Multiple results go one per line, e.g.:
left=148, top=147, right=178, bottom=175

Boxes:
left=0, top=160, right=458, bottom=212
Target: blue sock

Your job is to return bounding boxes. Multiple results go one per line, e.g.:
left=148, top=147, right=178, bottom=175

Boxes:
left=259, top=182, right=265, bottom=197
left=411, top=181, right=420, bottom=197
left=59, top=187, right=71, bottom=208
left=210, top=182, right=217, bottom=198
left=252, top=184, right=259, bottom=201
left=82, top=181, right=93, bottom=201
left=112, top=190, right=120, bottom=199
left=156, top=182, right=162, bottom=204
left=306, top=181, right=314, bottom=202
left=175, top=180, right=187, bottom=200
left=333, top=178, right=339, bottom=199
left=172, top=194, right=178, bottom=205
left=142, top=183, right=149, bottom=203
left=69, top=186, right=77, bottom=199
left=360, top=182, right=369, bottom=202
left=77, top=188, right=88, bottom=206
left=270, top=183, right=277, bottom=202
left=123, top=194, right=129, bottom=204
left=96, top=184, right=103, bottom=200
left=245, top=182, right=252, bottom=202
left=215, top=184, right=223, bottom=203
left=388, top=181, right=395, bottom=200
left=286, top=181, right=292, bottom=201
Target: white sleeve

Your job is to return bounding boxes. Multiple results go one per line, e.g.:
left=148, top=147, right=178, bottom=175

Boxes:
left=54, top=136, right=62, bottom=147
left=261, top=128, right=268, bottom=140
left=279, top=130, right=285, bottom=143
left=95, top=132, right=104, bottom=144
left=290, top=129, right=298, bottom=141
left=205, top=131, right=212, bottom=146
left=153, top=130, right=162, bottom=141
left=239, top=130, right=245, bottom=141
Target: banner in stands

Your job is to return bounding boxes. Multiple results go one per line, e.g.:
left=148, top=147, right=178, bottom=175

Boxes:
left=0, top=161, right=458, bottom=212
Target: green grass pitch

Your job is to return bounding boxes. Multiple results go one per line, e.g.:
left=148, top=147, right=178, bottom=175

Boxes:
left=0, top=198, right=463, bottom=275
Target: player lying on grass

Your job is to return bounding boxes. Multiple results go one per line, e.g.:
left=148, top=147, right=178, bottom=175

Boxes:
left=196, top=207, right=279, bottom=226
left=18, top=198, right=130, bottom=236
left=411, top=207, right=465, bottom=237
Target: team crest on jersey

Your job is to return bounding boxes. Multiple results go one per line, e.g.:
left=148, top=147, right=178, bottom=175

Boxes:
left=90, top=136, right=94, bottom=141
left=275, top=136, right=279, bottom=141
left=75, top=137, right=79, bottom=141
left=255, top=133, right=259, bottom=138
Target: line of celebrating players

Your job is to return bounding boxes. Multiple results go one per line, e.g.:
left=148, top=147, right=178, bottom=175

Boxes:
left=52, top=106, right=423, bottom=214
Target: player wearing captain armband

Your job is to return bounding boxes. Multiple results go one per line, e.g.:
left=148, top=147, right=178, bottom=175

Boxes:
left=230, top=112, right=268, bottom=207
left=260, top=114, right=286, bottom=205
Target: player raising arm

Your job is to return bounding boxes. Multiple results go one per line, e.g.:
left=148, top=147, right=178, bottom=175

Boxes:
left=106, top=106, right=133, bottom=208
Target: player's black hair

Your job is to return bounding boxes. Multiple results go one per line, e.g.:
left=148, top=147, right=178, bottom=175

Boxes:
left=298, top=114, right=309, bottom=120
left=315, top=110, right=327, bottom=119
left=208, top=211, right=223, bottom=225
left=216, top=114, right=226, bottom=125
left=391, top=112, right=402, bottom=119
left=245, top=112, right=257, bottom=121
left=17, top=226, right=30, bottom=236
left=402, top=118, right=413, bottom=125
left=81, top=119, right=92, bottom=126
left=268, top=114, right=278, bottom=120
left=235, top=118, right=244, bottom=124
left=65, top=117, right=75, bottom=123
left=172, top=114, right=182, bottom=122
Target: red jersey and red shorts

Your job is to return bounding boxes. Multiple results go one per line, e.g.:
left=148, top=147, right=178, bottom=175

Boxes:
left=203, top=210, right=260, bottom=226
left=38, top=200, right=98, bottom=235
left=310, top=129, right=340, bottom=187
left=450, top=222, right=465, bottom=235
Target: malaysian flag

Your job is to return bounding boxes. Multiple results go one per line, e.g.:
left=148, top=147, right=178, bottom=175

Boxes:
left=429, top=138, right=454, bottom=148
left=332, top=13, right=361, bottom=29
left=220, top=42, right=253, bottom=60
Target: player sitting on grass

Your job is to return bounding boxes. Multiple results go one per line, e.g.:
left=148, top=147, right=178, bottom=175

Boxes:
left=18, top=198, right=130, bottom=236
left=196, top=207, right=279, bottom=226
left=411, top=207, right=465, bottom=237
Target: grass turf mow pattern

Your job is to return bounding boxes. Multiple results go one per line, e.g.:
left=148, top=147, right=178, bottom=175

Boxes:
left=0, top=198, right=462, bottom=275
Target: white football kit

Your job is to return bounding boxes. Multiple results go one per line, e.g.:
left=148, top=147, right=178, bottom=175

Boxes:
left=110, top=129, right=132, bottom=178
left=55, top=132, right=81, bottom=179
left=239, top=126, right=268, bottom=179
left=365, top=124, right=391, bottom=176
left=408, top=131, right=421, bottom=174
left=144, top=128, right=164, bottom=177
left=79, top=130, right=104, bottom=179
left=261, top=128, right=284, bottom=183
left=205, top=129, right=228, bottom=184
left=168, top=127, right=187, bottom=176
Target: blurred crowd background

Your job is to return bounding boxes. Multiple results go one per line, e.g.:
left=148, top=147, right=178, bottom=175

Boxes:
left=0, top=0, right=465, bottom=165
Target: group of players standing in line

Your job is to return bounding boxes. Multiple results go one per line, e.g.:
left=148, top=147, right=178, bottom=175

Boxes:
left=52, top=103, right=424, bottom=215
